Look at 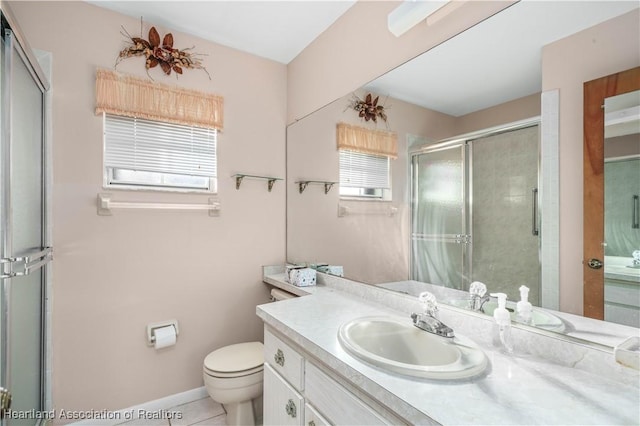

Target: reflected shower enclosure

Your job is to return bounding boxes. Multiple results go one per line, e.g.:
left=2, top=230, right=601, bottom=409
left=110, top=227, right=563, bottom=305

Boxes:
left=605, top=158, right=640, bottom=256
left=411, top=125, right=541, bottom=304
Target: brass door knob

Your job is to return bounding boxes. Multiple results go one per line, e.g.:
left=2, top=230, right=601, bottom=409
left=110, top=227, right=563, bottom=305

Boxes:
left=587, top=258, right=603, bottom=269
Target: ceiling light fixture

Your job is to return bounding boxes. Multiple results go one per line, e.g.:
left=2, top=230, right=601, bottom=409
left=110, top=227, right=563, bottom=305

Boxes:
left=387, top=0, right=449, bottom=37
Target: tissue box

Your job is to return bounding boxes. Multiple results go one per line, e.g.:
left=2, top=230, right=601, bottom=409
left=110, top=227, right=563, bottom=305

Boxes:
left=317, top=265, right=344, bottom=277
left=285, top=266, right=316, bottom=287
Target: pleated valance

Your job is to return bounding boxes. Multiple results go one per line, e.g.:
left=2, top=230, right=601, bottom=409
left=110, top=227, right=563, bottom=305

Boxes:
left=95, top=69, right=224, bottom=131
left=336, top=122, right=397, bottom=159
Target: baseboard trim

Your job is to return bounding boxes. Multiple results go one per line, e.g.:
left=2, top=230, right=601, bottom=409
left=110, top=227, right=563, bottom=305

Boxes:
left=69, top=387, right=208, bottom=425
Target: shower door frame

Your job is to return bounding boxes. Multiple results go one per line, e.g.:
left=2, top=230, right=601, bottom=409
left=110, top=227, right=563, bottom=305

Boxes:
left=410, top=142, right=473, bottom=289
left=1, top=5, right=52, bottom=422
left=410, top=117, right=542, bottom=292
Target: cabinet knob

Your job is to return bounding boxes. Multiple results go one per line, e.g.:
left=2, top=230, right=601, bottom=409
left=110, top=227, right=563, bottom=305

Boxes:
left=274, top=348, right=285, bottom=366
left=285, top=399, right=297, bottom=418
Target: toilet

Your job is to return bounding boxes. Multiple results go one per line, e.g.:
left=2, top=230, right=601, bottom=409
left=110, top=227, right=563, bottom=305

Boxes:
left=203, top=341, right=264, bottom=426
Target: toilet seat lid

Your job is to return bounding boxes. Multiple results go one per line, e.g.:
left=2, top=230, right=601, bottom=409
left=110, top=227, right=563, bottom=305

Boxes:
left=204, top=364, right=263, bottom=378
left=204, top=341, right=264, bottom=373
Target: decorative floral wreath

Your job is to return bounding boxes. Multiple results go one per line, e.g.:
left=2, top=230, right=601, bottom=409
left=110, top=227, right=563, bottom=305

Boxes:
left=116, top=23, right=210, bottom=80
left=348, top=93, right=388, bottom=123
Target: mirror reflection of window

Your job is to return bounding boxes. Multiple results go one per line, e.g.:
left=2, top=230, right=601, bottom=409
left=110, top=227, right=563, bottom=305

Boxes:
left=339, top=150, right=391, bottom=200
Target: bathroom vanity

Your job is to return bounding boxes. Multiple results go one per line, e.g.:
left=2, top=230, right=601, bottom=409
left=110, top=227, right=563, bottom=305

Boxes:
left=263, top=328, right=403, bottom=425
left=258, top=268, right=639, bottom=425
left=604, top=256, right=640, bottom=327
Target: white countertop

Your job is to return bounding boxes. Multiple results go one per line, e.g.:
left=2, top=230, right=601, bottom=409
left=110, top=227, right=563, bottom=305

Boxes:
left=605, top=256, right=640, bottom=283
left=258, top=276, right=640, bottom=425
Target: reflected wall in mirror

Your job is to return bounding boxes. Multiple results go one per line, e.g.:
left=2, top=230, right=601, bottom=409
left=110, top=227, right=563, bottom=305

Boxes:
left=603, top=89, right=640, bottom=328
left=584, top=68, right=640, bottom=323
left=287, top=1, right=640, bottom=344
left=287, top=88, right=447, bottom=284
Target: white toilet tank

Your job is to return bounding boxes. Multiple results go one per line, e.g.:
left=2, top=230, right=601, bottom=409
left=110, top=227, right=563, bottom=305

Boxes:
left=270, top=288, right=296, bottom=301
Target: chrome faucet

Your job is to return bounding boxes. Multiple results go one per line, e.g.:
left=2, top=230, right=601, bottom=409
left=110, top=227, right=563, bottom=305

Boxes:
left=633, top=250, right=640, bottom=266
left=468, top=281, right=490, bottom=312
left=411, top=292, right=454, bottom=338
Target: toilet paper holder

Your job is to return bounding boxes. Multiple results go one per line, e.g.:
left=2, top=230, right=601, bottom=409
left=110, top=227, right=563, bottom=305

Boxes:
left=146, top=319, right=179, bottom=346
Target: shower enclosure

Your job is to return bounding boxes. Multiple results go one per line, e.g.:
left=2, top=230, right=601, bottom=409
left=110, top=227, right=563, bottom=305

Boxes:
left=1, top=9, right=51, bottom=423
left=411, top=124, right=540, bottom=304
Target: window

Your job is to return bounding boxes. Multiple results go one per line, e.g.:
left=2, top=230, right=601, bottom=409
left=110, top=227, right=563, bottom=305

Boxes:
left=339, top=150, right=391, bottom=199
left=96, top=69, right=223, bottom=193
left=103, top=114, right=217, bottom=192
left=336, top=122, right=396, bottom=200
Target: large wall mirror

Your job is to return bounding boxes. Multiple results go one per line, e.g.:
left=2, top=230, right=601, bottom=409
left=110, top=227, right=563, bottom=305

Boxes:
left=286, top=1, right=640, bottom=347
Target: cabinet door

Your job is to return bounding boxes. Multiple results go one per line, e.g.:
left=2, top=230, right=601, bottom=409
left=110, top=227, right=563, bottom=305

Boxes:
left=304, top=403, right=330, bottom=426
left=264, top=363, right=304, bottom=426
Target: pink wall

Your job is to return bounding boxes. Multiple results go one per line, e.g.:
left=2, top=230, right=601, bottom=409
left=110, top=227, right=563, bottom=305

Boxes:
left=9, top=1, right=286, bottom=415
left=542, top=9, right=640, bottom=315
left=455, top=93, right=541, bottom=135
left=287, top=0, right=516, bottom=124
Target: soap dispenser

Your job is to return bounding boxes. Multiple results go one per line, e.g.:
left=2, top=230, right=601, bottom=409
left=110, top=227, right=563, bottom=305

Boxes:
left=516, top=285, right=533, bottom=325
left=491, top=292, right=514, bottom=354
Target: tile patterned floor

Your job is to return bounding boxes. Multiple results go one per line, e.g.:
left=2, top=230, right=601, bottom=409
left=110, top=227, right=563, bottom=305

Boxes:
left=118, top=397, right=226, bottom=426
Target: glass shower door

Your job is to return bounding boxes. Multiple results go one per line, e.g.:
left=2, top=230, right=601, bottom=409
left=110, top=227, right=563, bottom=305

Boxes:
left=470, top=126, right=540, bottom=304
left=411, top=144, right=469, bottom=290
left=1, top=26, right=50, bottom=424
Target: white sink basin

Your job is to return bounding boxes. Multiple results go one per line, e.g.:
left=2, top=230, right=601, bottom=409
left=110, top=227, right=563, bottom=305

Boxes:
left=446, top=299, right=566, bottom=332
left=337, top=316, right=488, bottom=380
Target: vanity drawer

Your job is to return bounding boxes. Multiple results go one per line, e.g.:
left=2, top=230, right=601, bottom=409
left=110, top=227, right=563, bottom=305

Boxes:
left=605, top=303, right=640, bottom=328
left=264, top=363, right=304, bottom=426
left=305, top=362, right=390, bottom=425
left=304, top=403, right=330, bottom=426
left=605, top=280, right=640, bottom=308
left=264, top=328, right=304, bottom=391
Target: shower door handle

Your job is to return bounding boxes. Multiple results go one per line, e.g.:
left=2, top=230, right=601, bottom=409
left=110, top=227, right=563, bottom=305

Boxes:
left=0, top=387, right=11, bottom=419
left=0, top=247, right=52, bottom=279
left=531, top=188, right=539, bottom=236
left=633, top=195, right=639, bottom=229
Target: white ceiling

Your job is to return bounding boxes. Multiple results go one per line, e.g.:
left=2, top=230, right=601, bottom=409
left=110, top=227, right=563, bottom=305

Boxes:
left=87, top=1, right=638, bottom=117
left=365, top=1, right=639, bottom=117
left=87, top=1, right=356, bottom=64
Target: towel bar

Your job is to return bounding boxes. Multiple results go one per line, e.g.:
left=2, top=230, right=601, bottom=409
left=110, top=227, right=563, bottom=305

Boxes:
left=97, top=193, right=220, bottom=216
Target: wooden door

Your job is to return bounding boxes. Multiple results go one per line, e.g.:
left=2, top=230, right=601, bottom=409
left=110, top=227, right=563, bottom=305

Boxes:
left=583, top=66, right=640, bottom=319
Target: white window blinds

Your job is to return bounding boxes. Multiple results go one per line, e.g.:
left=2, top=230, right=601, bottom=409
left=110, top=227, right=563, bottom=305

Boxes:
left=339, top=150, right=390, bottom=189
left=104, top=114, right=217, bottom=178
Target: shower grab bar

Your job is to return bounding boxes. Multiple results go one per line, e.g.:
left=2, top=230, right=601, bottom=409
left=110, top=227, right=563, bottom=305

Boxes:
left=97, top=193, right=220, bottom=217
left=532, top=188, right=539, bottom=236
left=633, top=195, right=639, bottom=229
left=338, top=204, right=398, bottom=217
